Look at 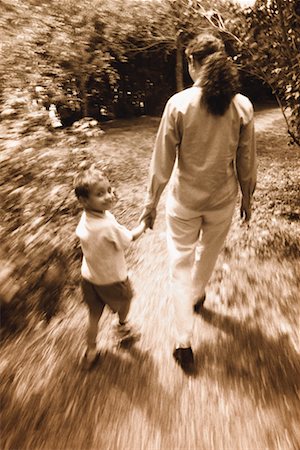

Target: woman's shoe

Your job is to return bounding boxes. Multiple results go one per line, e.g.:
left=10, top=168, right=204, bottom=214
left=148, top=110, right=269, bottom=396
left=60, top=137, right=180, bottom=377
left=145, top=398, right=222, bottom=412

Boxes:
left=173, top=347, right=195, bottom=374
left=193, top=294, right=206, bottom=314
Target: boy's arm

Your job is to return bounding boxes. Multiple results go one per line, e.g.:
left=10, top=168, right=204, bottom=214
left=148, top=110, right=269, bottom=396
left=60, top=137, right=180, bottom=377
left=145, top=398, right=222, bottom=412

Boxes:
left=131, top=220, right=147, bottom=241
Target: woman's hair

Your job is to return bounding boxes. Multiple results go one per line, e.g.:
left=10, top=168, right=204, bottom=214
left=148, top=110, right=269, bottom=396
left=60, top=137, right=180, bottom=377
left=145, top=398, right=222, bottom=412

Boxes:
left=74, top=164, right=107, bottom=199
left=186, top=33, right=240, bottom=116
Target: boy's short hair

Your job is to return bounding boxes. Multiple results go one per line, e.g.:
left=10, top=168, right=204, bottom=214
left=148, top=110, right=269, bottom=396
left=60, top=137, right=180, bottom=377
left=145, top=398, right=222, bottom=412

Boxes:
left=74, top=164, right=108, bottom=199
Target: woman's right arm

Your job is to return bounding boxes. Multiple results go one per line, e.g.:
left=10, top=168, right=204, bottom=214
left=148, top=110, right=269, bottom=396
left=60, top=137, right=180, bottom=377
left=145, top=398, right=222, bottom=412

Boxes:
left=140, top=100, right=180, bottom=228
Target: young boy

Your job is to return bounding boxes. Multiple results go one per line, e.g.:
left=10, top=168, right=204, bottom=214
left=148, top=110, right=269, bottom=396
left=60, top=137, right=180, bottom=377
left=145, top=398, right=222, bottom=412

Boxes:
left=74, top=164, right=147, bottom=369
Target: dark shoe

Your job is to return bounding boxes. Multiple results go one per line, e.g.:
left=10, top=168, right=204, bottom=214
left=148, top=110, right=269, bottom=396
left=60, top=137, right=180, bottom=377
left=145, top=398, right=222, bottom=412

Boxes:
left=193, top=294, right=206, bottom=314
left=173, top=347, right=195, bottom=374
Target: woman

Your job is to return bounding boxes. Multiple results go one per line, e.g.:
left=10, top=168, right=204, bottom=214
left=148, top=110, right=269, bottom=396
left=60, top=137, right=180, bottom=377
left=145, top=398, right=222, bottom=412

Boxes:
left=140, top=33, right=257, bottom=374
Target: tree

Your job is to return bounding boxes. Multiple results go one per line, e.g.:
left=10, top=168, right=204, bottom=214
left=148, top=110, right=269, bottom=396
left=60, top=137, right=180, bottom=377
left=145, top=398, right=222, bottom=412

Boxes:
left=221, top=0, right=300, bottom=145
left=0, top=0, right=128, bottom=121
left=32, top=0, right=130, bottom=120
left=113, top=0, right=235, bottom=92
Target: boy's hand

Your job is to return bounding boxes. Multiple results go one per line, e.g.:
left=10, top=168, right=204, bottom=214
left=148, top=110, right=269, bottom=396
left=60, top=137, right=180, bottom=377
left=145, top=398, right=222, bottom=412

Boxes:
left=140, top=220, right=147, bottom=232
left=139, top=207, right=156, bottom=230
left=131, top=220, right=147, bottom=241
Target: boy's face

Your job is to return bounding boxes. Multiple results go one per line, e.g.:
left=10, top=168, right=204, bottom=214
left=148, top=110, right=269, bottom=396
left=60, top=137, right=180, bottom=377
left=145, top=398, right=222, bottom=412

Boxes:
left=82, top=178, right=115, bottom=213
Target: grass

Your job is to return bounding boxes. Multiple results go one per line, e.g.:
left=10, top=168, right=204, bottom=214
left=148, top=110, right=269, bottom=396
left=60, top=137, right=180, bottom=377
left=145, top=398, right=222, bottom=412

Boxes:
left=1, top=110, right=300, bottom=450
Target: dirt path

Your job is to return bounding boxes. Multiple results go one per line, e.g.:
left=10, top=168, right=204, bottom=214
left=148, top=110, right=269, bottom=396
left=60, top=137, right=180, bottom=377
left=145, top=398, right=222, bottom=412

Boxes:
left=2, top=107, right=299, bottom=450
left=254, top=106, right=284, bottom=132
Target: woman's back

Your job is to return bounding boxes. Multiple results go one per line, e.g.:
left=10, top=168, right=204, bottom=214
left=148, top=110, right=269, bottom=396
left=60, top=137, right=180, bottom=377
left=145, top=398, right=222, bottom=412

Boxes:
left=166, top=88, right=254, bottom=211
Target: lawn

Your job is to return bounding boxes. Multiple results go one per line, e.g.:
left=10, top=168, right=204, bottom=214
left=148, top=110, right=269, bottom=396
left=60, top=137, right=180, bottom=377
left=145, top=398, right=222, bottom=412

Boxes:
left=1, top=108, right=300, bottom=450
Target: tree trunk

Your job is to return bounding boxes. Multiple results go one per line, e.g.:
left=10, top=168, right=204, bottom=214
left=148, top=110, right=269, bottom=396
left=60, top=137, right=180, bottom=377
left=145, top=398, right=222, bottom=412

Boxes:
left=176, top=33, right=184, bottom=92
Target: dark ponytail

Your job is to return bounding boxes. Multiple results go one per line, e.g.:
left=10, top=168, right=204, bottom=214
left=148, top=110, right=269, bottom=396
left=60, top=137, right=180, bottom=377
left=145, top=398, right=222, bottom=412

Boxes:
left=200, top=52, right=240, bottom=116
left=186, top=34, right=240, bottom=116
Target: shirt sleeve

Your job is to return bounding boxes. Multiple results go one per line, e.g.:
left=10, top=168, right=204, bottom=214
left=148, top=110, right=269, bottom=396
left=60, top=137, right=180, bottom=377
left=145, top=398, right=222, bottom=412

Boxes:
left=144, top=99, right=180, bottom=211
left=236, top=103, right=257, bottom=202
left=108, top=217, right=133, bottom=250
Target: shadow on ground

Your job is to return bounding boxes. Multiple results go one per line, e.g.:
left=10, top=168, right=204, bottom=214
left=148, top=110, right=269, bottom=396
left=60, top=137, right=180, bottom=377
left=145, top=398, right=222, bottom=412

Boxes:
left=195, top=307, right=300, bottom=407
left=1, top=344, right=177, bottom=449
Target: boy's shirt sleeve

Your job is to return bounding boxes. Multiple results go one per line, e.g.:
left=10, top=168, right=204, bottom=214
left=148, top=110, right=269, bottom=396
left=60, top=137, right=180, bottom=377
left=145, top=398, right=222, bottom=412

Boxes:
left=107, top=212, right=133, bottom=250
left=75, top=212, right=85, bottom=238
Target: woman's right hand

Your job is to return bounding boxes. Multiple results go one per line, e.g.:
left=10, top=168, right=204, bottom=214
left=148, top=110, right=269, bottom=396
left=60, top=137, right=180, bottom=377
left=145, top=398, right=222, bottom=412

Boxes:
left=139, top=207, right=157, bottom=230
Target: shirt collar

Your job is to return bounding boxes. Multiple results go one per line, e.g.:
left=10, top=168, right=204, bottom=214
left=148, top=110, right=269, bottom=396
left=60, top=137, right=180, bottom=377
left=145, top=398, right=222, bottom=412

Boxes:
left=85, top=210, right=106, bottom=219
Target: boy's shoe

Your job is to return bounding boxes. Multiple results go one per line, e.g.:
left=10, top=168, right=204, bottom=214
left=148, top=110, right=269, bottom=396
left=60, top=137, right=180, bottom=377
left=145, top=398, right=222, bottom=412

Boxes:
left=81, top=348, right=100, bottom=370
left=113, top=321, right=141, bottom=348
left=193, top=294, right=206, bottom=314
left=173, top=347, right=195, bottom=375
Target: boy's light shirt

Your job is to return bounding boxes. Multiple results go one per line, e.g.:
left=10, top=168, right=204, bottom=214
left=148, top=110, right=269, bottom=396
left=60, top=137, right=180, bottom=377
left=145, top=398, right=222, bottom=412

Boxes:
left=145, top=86, right=257, bottom=215
left=76, top=210, right=133, bottom=285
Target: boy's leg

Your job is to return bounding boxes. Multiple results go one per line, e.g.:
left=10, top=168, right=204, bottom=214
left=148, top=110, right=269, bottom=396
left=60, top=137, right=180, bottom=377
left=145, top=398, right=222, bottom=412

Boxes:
left=113, top=280, right=141, bottom=344
left=192, top=200, right=236, bottom=304
left=96, top=278, right=133, bottom=323
left=96, top=279, right=141, bottom=345
left=116, top=278, right=133, bottom=324
left=86, top=308, right=103, bottom=350
left=81, top=279, right=105, bottom=353
left=166, top=213, right=202, bottom=349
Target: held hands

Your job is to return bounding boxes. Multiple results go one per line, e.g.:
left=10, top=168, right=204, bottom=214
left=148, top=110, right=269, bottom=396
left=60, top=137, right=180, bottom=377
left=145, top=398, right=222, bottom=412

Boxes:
left=131, top=217, right=152, bottom=241
left=131, top=206, right=156, bottom=241
left=139, top=207, right=157, bottom=230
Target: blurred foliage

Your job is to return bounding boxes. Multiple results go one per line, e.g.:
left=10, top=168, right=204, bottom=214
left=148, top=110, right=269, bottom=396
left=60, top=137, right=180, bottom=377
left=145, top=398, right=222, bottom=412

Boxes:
left=0, top=127, right=85, bottom=338
left=0, top=0, right=262, bottom=124
left=225, top=0, right=300, bottom=145
left=0, top=0, right=126, bottom=122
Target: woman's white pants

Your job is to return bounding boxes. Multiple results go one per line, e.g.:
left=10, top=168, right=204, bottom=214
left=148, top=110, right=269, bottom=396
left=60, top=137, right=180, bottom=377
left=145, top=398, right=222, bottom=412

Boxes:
left=166, top=199, right=236, bottom=347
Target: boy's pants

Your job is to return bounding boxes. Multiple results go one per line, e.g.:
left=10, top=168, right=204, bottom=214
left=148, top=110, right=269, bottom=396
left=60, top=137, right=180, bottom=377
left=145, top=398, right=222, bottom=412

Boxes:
left=166, top=199, right=236, bottom=348
left=81, top=277, right=133, bottom=349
